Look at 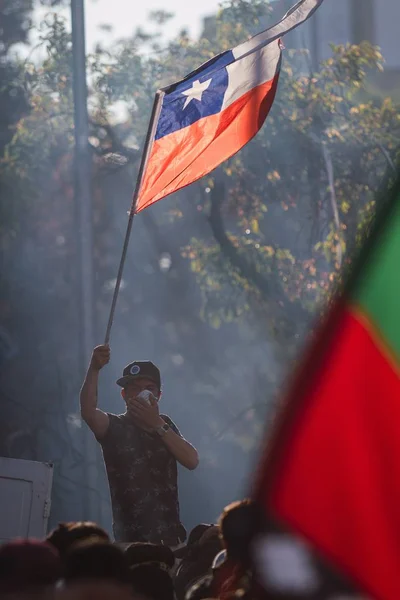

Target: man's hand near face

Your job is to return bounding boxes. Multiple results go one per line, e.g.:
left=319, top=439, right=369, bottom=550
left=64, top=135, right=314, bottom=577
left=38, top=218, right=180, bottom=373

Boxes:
left=129, top=395, right=199, bottom=469
left=129, top=395, right=163, bottom=430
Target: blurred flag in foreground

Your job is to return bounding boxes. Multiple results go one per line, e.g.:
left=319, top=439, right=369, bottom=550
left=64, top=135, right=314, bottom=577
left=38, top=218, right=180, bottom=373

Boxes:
left=254, top=172, right=400, bottom=600
left=134, top=0, right=324, bottom=213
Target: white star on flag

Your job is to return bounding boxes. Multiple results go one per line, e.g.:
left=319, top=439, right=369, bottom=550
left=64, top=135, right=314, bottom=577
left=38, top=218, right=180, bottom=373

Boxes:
left=181, top=78, right=212, bottom=109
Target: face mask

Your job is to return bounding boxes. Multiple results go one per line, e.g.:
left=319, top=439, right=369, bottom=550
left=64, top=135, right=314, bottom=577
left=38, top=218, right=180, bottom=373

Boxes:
left=136, top=389, right=158, bottom=405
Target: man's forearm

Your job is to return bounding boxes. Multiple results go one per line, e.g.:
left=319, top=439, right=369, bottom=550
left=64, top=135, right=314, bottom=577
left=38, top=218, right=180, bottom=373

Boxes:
left=157, top=419, right=199, bottom=470
left=80, top=366, right=99, bottom=420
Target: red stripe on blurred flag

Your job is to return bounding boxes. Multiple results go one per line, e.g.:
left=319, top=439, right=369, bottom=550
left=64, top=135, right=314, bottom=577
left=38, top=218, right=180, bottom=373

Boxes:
left=135, top=74, right=279, bottom=213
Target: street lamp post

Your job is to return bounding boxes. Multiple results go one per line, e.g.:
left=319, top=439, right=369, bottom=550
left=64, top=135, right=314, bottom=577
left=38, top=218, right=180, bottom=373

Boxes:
left=70, top=0, right=99, bottom=522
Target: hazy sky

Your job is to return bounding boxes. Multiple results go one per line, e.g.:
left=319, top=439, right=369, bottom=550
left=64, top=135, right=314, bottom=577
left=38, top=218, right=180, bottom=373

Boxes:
left=84, top=0, right=222, bottom=47
left=30, top=0, right=223, bottom=54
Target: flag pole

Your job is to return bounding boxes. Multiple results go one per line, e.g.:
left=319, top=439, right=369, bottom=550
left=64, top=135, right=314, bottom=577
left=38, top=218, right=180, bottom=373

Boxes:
left=104, top=91, right=164, bottom=345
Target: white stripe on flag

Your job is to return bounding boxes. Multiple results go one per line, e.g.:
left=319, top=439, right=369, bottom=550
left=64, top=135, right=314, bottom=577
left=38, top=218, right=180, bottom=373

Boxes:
left=222, top=40, right=281, bottom=110
left=232, top=0, right=324, bottom=60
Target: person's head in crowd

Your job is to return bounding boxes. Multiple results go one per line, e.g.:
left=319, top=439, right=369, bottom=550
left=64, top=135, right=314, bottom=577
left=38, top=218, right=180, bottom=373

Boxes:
left=185, top=574, right=214, bottom=600
left=185, top=524, right=213, bottom=548
left=47, top=521, right=109, bottom=558
left=124, top=541, right=175, bottom=570
left=129, top=563, right=175, bottom=600
left=175, top=524, right=220, bottom=563
left=64, top=540, right=130, bottom=587
left=174, top=524, right=222, bottom=600
left=212, top=500, right=263, bottom=600
left=218, top=499, right=259, bottom=567
left=0, top=538, right=62, bottom=594
left=173, top=523, right=212, bottom=569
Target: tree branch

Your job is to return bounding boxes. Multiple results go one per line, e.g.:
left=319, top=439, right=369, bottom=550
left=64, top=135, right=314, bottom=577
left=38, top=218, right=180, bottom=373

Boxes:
left=376, top=141, right=396, bottom=173
left=206, top=178, right=309, bottom=326
left=321, top=142, right=342, bottom=266
left=207, top=179, right=271, bottom=296
left=88, top=118, right=141, bottom=164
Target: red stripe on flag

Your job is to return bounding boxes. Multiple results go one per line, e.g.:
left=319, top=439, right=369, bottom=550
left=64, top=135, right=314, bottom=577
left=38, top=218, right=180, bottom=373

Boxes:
left=136, top=74, right=280, bottom=213
left=262, top=307, right=400, bottom=600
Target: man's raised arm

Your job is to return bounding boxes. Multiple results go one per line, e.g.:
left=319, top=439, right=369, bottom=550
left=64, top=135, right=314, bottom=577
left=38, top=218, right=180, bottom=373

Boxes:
left=80, top=344, right=110, bottom=439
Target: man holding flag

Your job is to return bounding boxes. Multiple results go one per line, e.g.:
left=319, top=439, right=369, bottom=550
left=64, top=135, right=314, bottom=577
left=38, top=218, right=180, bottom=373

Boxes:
left=90, top=0, right=326, bottom=551
left=91, top=0, right=326, bottom=553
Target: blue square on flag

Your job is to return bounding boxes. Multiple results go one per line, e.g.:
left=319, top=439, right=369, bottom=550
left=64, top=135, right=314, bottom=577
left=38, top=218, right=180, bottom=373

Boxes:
left=155, top=54, right=232, bottom=140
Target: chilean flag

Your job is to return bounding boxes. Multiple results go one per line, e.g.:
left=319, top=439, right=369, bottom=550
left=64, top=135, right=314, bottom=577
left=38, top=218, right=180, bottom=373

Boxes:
left=134, top=0, right=324, bottom=213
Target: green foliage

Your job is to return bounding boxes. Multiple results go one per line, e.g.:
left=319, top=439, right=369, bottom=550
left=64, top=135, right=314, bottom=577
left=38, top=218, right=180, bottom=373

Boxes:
left=2, top=1, right=399, bottom=342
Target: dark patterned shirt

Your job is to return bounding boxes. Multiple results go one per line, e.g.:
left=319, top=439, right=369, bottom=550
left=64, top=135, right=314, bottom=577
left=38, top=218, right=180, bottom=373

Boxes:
left=98, top=412, right=187, bottom=545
